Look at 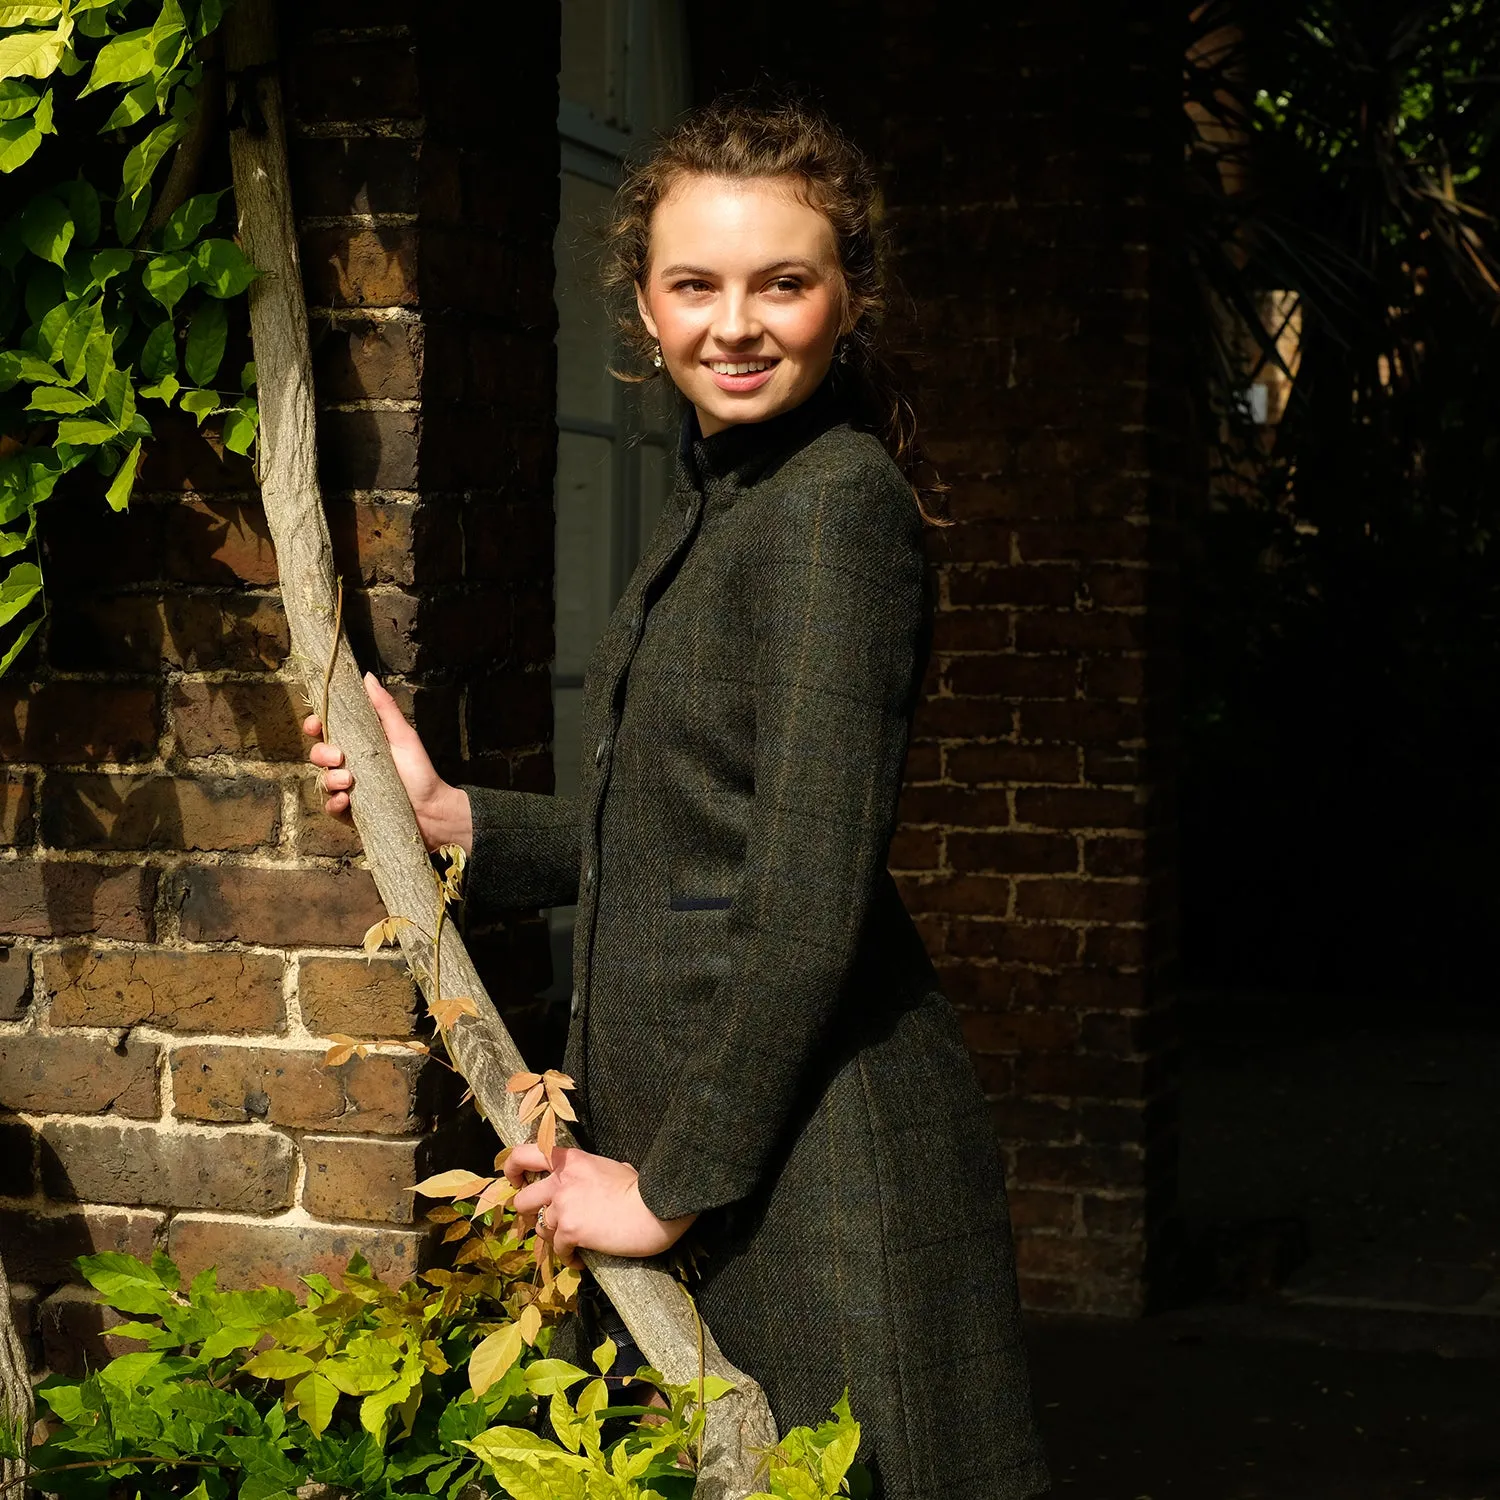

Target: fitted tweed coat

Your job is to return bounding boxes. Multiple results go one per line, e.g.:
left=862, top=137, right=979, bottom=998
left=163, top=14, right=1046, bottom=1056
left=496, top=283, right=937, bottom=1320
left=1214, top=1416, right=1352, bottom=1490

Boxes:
left=460, top=384, right=1049, bottom=1500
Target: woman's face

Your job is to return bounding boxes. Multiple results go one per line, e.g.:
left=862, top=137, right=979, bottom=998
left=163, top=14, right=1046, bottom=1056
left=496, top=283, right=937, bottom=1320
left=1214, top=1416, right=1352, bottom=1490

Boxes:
left=636, top=174, right=845, bottom=437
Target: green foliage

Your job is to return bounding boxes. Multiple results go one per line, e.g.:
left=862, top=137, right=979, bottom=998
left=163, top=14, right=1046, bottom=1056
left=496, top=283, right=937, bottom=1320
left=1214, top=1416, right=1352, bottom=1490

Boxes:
left=0, top=0, right=260, bottom=675
left=0, top=1185, right=868, bottom=1500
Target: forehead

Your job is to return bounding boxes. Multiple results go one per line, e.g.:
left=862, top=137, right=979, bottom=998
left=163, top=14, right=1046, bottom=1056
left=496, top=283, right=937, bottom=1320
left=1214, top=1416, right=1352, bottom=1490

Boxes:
left=647, top=174, right=837, bottom=271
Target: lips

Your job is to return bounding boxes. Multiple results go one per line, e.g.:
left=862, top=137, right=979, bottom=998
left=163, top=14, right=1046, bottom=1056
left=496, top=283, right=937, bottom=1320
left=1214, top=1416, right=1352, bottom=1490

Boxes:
left=703, top=357, right=780, bottom=393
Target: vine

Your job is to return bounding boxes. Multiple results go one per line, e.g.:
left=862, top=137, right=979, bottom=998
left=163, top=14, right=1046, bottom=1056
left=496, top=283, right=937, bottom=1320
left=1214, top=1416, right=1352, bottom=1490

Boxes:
left=0, top=0, right=258, bottom=675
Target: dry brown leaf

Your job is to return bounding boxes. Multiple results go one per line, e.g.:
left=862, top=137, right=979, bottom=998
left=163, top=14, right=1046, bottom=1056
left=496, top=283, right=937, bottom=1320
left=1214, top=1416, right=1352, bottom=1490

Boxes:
left=361, top=915, right=413, bottom=958
left=410, top=1169, right=494, bottom=1199
left=507, top=1070, right=543, bottom=1093
left=474, top=1177, right=515, bottom=1216
left=428, top=995, right=479, bottom=1031
left=516, top=1082, right=546, bottom=1124
left=424, top=1205, right=461, bottom=1225
left=321, top=1033, right=368, bottom=1068
left=396, top=1040, right=430, bottom=1054
left=536, top=1107, right=557, bottom=1165
left=517, top=1301, right=542, bottom=1345
left=442, top=1219, right=472, bottom=1244
left=454, top=1237, right=490, bottom=1267
left=543, top=1078, right=578, bottom=1121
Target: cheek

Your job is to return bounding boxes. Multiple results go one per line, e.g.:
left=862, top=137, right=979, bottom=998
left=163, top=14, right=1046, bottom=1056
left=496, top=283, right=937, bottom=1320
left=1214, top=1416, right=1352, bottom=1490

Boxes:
left=772, top=295, right=841, bottom=357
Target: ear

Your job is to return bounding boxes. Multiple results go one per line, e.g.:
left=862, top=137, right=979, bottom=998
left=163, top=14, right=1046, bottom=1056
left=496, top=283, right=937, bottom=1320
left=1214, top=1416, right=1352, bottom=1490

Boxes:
left=634, top=281, right=660, bottom=343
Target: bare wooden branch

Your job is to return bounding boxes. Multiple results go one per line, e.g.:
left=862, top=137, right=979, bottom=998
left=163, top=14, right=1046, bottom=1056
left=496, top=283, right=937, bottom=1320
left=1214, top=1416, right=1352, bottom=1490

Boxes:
left=0, top=1249, right=32, bottom=1498
left=221, top=6, right=776, bottom=1493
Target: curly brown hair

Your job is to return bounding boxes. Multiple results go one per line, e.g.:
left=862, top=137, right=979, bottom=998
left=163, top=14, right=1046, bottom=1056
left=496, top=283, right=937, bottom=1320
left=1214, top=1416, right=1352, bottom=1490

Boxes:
left=601, top=92, right=949, bottom=526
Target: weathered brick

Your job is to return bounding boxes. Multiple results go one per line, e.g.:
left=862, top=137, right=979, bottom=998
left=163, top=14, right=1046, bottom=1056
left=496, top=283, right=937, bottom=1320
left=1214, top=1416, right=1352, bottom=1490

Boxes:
left=1013, top=877, right=1146, bottom=923
left=947, top=831, right=1077, bottom=874
left=284, top=38, right=421, bottom=123
left=40, top=774, right=281, bottom=852
left=38, top=1287, right=152, bottom=1377
left=942, top=655, right=1077, bottom=699
left=1079, top=1192, right=1147, bottom=1239
left=946, top=565, right=1077, bottom=609
left=898, top=874, right=1012, bottom=917
left=298, top=955, right=421, bottom=1038
left=44, top=947, right=285, bottom=1033
left=888, top=826, right=942, bottom=872
left=1016, top=1052, right=1151, bottom=1100
left=945, top=743, right=1079, bottom=786
left=290, top=137, right=418, bottom=218
left=0, top=861, right=156, bottom=940
left=293, top=774, right=364, bottom=857
left=0, top=683, right=158, bottom=764
left=1006, top=1188, right=1078, bottom=1233
left=0, top=1206, right=163, bottom=1283
left=301, top=227, right=419, bottom=310
left=1012, top=1143, right=1146, bottom=1192
left=1015, top=786, right=1144, bottom=831
left=176, top=864, right=386, bottom=946
left=301, top=1135, right=429, bottom=1224
left=48, top=594, right=288, bottom=673
left=171, top=679, right=305, bottom=760
left=0, top=943, right=31, bottom=1020
left=0, top=772, right=34, bottom=844
left=39, top=495, right=165, bottom=584
left=168, top=1217, right=427, bottom=1291
left=0, top=1118, right=35, bottom=1195
left=1016, top=1234, right=1146, bottom=1282
left=40, top=1120, right=295, bottom=1212
left=1084, top=835, right=1146, bottom=877
left=314, top=321, right=421, bottom=404
left=1020, top=699, right=1146, bottom=745
left=162, top=497, right=279, bottom=585
left=0, top=1034, right=159, bottom=1117
left=170, top=1044, right=427, bottom=1135
left=961, top=1008, right=1082, bottom=1055
left=946, top=919, right=1078, bottom=965
left=897, top=785, right=1012, bottom=829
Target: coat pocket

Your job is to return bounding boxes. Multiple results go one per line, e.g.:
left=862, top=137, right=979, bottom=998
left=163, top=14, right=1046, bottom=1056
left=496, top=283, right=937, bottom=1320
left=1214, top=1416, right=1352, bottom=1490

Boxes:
left=669, top=895, right=733, bottom=912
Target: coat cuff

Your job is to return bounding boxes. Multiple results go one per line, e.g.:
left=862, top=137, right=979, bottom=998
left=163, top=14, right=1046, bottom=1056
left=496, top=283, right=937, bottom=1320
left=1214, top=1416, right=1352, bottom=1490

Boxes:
left=461, top=784, right=581, bottom=916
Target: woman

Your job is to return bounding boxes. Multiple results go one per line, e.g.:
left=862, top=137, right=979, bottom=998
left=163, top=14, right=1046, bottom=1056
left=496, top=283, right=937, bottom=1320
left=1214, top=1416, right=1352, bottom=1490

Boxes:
left=306, top=97, right=1049, bottom=1500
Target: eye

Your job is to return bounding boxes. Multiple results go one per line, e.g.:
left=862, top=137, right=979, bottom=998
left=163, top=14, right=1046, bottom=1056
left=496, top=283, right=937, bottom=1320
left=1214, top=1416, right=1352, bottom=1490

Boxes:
left=671, top=278, right=712, bottom=294
left=768, top=276, right=805, bottom=294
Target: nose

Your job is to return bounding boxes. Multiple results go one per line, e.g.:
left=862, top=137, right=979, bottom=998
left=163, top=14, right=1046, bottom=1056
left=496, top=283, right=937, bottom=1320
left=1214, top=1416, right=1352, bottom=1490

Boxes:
left=711, top=287, right=760, bottom=348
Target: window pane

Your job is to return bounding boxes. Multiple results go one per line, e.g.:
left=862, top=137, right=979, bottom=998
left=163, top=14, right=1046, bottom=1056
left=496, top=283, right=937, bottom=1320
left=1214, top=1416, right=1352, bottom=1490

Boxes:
left=556, top=172, right=619, bottom=426
left=554, top=432, right=615, bottom=679
left=560, top=0, right=616, bottom=123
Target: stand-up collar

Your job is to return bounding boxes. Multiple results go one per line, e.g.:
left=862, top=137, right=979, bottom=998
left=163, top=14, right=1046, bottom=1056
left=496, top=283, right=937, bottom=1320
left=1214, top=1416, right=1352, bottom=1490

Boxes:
left=674, top=377, right=850, bottom=504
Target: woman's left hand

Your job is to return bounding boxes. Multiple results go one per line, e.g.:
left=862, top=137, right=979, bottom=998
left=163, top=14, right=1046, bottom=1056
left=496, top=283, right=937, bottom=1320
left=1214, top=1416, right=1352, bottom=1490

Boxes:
left=504, top=1143, right=698, bottom=1267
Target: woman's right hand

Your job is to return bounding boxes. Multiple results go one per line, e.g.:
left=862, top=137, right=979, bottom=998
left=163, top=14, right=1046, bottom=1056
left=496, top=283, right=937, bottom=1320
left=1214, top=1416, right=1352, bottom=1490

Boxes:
left=303, top=671, right=472, bottom=854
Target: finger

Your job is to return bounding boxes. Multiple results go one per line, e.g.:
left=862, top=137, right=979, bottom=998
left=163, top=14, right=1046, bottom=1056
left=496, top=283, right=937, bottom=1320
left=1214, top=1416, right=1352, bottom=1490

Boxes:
left=511, top=1177, right=554, bottom=1217
left=321, top=768, right=353, bottom=793
left=502, top=1143, right=549, bottom=1186
left=309, top=742, right=344, bottom=769
left=364, top=672, right=414, bottom=741
left=302, top=713, right=324, bottom=738
left=324, top=790, right=351, bottom=818
left=552, top=1227, right=581, bottom=1267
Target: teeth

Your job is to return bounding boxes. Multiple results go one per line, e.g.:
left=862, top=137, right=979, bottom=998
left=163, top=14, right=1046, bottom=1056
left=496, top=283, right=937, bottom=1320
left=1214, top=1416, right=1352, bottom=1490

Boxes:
left=708, top=361, right=774, bottom=375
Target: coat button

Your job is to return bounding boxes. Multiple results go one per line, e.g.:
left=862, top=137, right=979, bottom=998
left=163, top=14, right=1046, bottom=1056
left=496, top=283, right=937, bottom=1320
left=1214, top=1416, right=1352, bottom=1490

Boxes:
left=570, top=988, right=581, bottom=1019
left=594, top=734, right=609, bottom=767
left=583, top=863, right=595, bottom=891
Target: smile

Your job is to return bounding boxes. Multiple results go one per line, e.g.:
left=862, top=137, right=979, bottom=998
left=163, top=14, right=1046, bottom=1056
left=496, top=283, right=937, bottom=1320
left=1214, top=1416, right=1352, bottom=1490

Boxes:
left=705, top=359, right=778, bottom=374
left=703, top=358, right=780, bottom=394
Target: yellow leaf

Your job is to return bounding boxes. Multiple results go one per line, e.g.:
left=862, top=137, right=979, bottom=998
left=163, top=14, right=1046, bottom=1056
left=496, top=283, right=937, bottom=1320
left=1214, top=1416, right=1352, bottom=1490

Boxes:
left=468, top=1322, right=524, bottom=1395
left=543, top=1077, right=578, bottom=1121
left=361, top=915, right=412, bottom=957
left=507, top=1070, right=542, bottom=1093
left=474, top=1177, right=515, bottom=1216
left=454, top=1237, right=490, bottom=1267
left=554, top=1265, right=582, bottom=1301
left=442, top=1219, right=472, bottom=1244
left=428, top=994, right=479, bottom=1030
left=322, top=1038, right=358, bottom=1068
left=424, top=1205, right=460, bottom=1225
left=396, top=1040, right=430, bottom=1054
left=544, top=1069, right=576, bottom=1089
left=592, top=1336, right=617, bottom=1376
left=536, top=1107, right=557, bottom=1165
left=517, top=1301, right=542, bottom=1345
left=517, top=1082, right=546, bottom=1123
left=410, top=1169, right=494, bottom=1199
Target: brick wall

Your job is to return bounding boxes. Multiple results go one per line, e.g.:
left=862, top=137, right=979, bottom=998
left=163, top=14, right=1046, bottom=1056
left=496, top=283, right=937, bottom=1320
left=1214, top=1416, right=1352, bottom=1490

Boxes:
left=691, top=1, right=1190, bottom=1314
left=0, top=0, right=561, bottom=1371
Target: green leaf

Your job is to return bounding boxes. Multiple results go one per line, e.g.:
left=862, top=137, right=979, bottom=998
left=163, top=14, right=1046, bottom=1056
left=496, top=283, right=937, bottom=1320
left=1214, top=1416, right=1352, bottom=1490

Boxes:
left=139, top=372, right=178, bottom=403
left=19, top=196, right=71, bottom=267
left=80, top=27, right=156, bottom=96
left=29, top=82, right=50, bottom=131
left=290, top=1370, right=338, bottom=1438
left=114, top=183, right=149, bottom=244
left=193, top=0, right=226, bottom=40
left=0, top=79, right=39, bottom=120
left=0, top=348, right=61, bottom=390
left=61, top=179, right=100, bottom=246
left=0, top=560, right=41, bottom=628
left=101, top=79, right=156, bottom=131
left=159, top=188, right=222, bottom=251
left=142, top=250, right=191, bottom=310
left=139, top=321, right=176, bottom=379
left=0, top=19, right=70, bottom=83
left=178, top=388, right=218, bottom=424
left=193, top=237, right=258, bottom=297
left=89, top=248, right=133, bottom=287
left=0, top=5, right=63, bottom=26
left=55, top=416, right=117, bottom=445
left=26, top=386, right=94, bottom=414
left=122, top=118, right=184, bottom=205
left=523, top=1358, right=589, bottom=1396
left=0, top=114, right=40, bottom=171
left=104, top=439, right=140, bottom=511
left=100, top=366, right=134, bottom=429
left=240, top=359, right=256, bottom=390
left=241, top=1349, right=315, bottom=1381
left=0, top=616, right=40, bottom=676
left=184, top=296, right=226, bottom=385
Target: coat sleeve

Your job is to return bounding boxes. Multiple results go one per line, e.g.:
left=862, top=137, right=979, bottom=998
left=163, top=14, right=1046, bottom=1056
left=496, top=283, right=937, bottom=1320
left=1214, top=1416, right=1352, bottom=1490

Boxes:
left=458, top=784, right=581, bottom=916
left=634, top=463, right=927, bottom=1221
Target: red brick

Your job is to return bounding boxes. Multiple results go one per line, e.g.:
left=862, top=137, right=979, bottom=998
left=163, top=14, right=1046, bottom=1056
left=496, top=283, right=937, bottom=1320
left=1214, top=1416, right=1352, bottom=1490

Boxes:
left=313, top=320, right=421, bottom=404
left=888, top=826, right=942, bottom=871
left=1079, top=1192, right=1147, bottom=1238
left=0, top=943, right=31, bottom=1020
left=168, top=1217, right=427, bottom=1291
left=1054, top=969, right=1151, bottom=1011
left=1016, top=1234, right=1146, bottom=1280
left=898, top=785, right=1012, bottom=828
left=991, top=1096, right=1082, bottom=1144
left=1082, top=926, right=1149, bottom=969
left=1084, top=655, right=1148, bottom=700
left=0, top=860, right=156, bottom=939
left=171, top=679, right=305, bottom=760
left=301, top=226, right=419, bottom=309
left=39, top=498, right=165, bottom=585
left=1006, top=1188, right=1077, bottom=1233
left=38, top=1288, right=153, bottom=1377
left=1013, top=609, right=1145, bottom=655
left=301, top=1135, right=430, bottom=1224
left=290, top=138, right=418, bottom=218
left=1012, top=1143, right=1145, bottom=1192
left=947, top=831, right=1077, bottom=875
left=1015, top=523, right=1149, bottom=565
left=903, top=742, right=942, bottom=781
left=464, top=501, right=553, bottom=586
left=945, top=743, right=1078, bottom=786
left=0, top=772, right=34, bottom=844
left=945, top=919, right=1078, bottom=965
left=170, top=1044, right=427, bottom=1135
left=970, top=1052, right=1013, bottom=1096
left=961, top=1008, right=1082, bottom=1054
left=940, top=654, right=1077, bottom=699
left=327, top=499, right=417, bottom=586
left=945, top=566, right=1077, bottom=609
left=0, top=1118, right=34, bottom=1195
left=318, top=410, right=419, bottom=491
left=1015, top=786, right=1144, bottom=831
left=1015, top=1052, right=1151, bottom=1100
left=932, top=519, right=1013, bottom=565
left=0, top=683, right=158, bottom=764
left=48, top=594, right=288, bottom=673
left=293, top=774, right=365, bottom=857
left=935, top=610, right=1012, bottom=652
left=285, top=39, right=421, bottom=122
left=1014, top=878, right=1146, bottom=923
left=1083, top=565, right=1150, bottom=609
left=912, top=696, right=1015, bottom=739
left=898, top=874, right=1012, bottom=917
left=40, top=1120, right=295, bottom=1212
left=39, top=774, right=281, bottom=852
left=0, top=1034, right=159, bottom=1117
left=1019, top=699, right=1146, bottom=744
left=162, top=498, right=279, bottom=585
left=43, top=947, right=285, bottom=1033
left=0, top=1206, right=163, bottom=1283
left=1083, top=835, right=1147, bottom=877
left=176, top=864, right=386, bottom=947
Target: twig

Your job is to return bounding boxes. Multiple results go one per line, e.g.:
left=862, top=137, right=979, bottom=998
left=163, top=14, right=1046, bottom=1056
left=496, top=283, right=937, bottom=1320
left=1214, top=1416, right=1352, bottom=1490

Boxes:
left=0, top=1457, right=221, bottom=1493
left=320, top=578, right=343, bottom=747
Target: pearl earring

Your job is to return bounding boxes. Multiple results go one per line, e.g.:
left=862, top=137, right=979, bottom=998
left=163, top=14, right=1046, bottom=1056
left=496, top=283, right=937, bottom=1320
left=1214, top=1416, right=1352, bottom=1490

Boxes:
left=652, top=344, right=664, bottom=370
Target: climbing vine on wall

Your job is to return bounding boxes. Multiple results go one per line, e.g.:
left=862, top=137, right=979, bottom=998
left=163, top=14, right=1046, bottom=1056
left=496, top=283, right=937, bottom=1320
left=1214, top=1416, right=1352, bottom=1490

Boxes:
left=0, top=0, right=258, bottom=676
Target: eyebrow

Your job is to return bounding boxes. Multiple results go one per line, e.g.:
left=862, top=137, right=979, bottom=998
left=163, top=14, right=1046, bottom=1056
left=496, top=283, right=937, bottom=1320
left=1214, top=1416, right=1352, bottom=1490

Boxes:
left=655, top=258, right=823, bottom=281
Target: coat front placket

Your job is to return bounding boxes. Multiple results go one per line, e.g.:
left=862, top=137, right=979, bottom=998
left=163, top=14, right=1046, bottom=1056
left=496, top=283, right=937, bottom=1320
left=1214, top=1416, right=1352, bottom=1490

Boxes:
left=565, top=459, right=708, bottom=1139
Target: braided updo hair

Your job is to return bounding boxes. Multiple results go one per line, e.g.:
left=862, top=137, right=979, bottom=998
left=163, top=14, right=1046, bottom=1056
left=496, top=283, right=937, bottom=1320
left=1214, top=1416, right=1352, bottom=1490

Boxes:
left=601, top=93, right=948, bottom=526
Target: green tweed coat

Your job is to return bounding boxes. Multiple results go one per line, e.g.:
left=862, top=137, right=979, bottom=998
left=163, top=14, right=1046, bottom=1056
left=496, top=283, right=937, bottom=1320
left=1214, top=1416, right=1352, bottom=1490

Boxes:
left=461, top=384, right=1049, bottom=1500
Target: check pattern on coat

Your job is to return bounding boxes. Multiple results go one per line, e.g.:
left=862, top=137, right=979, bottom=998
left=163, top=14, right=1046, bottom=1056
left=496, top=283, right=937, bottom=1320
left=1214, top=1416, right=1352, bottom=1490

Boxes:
left=461, top=385, right=1050, bottom=1500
